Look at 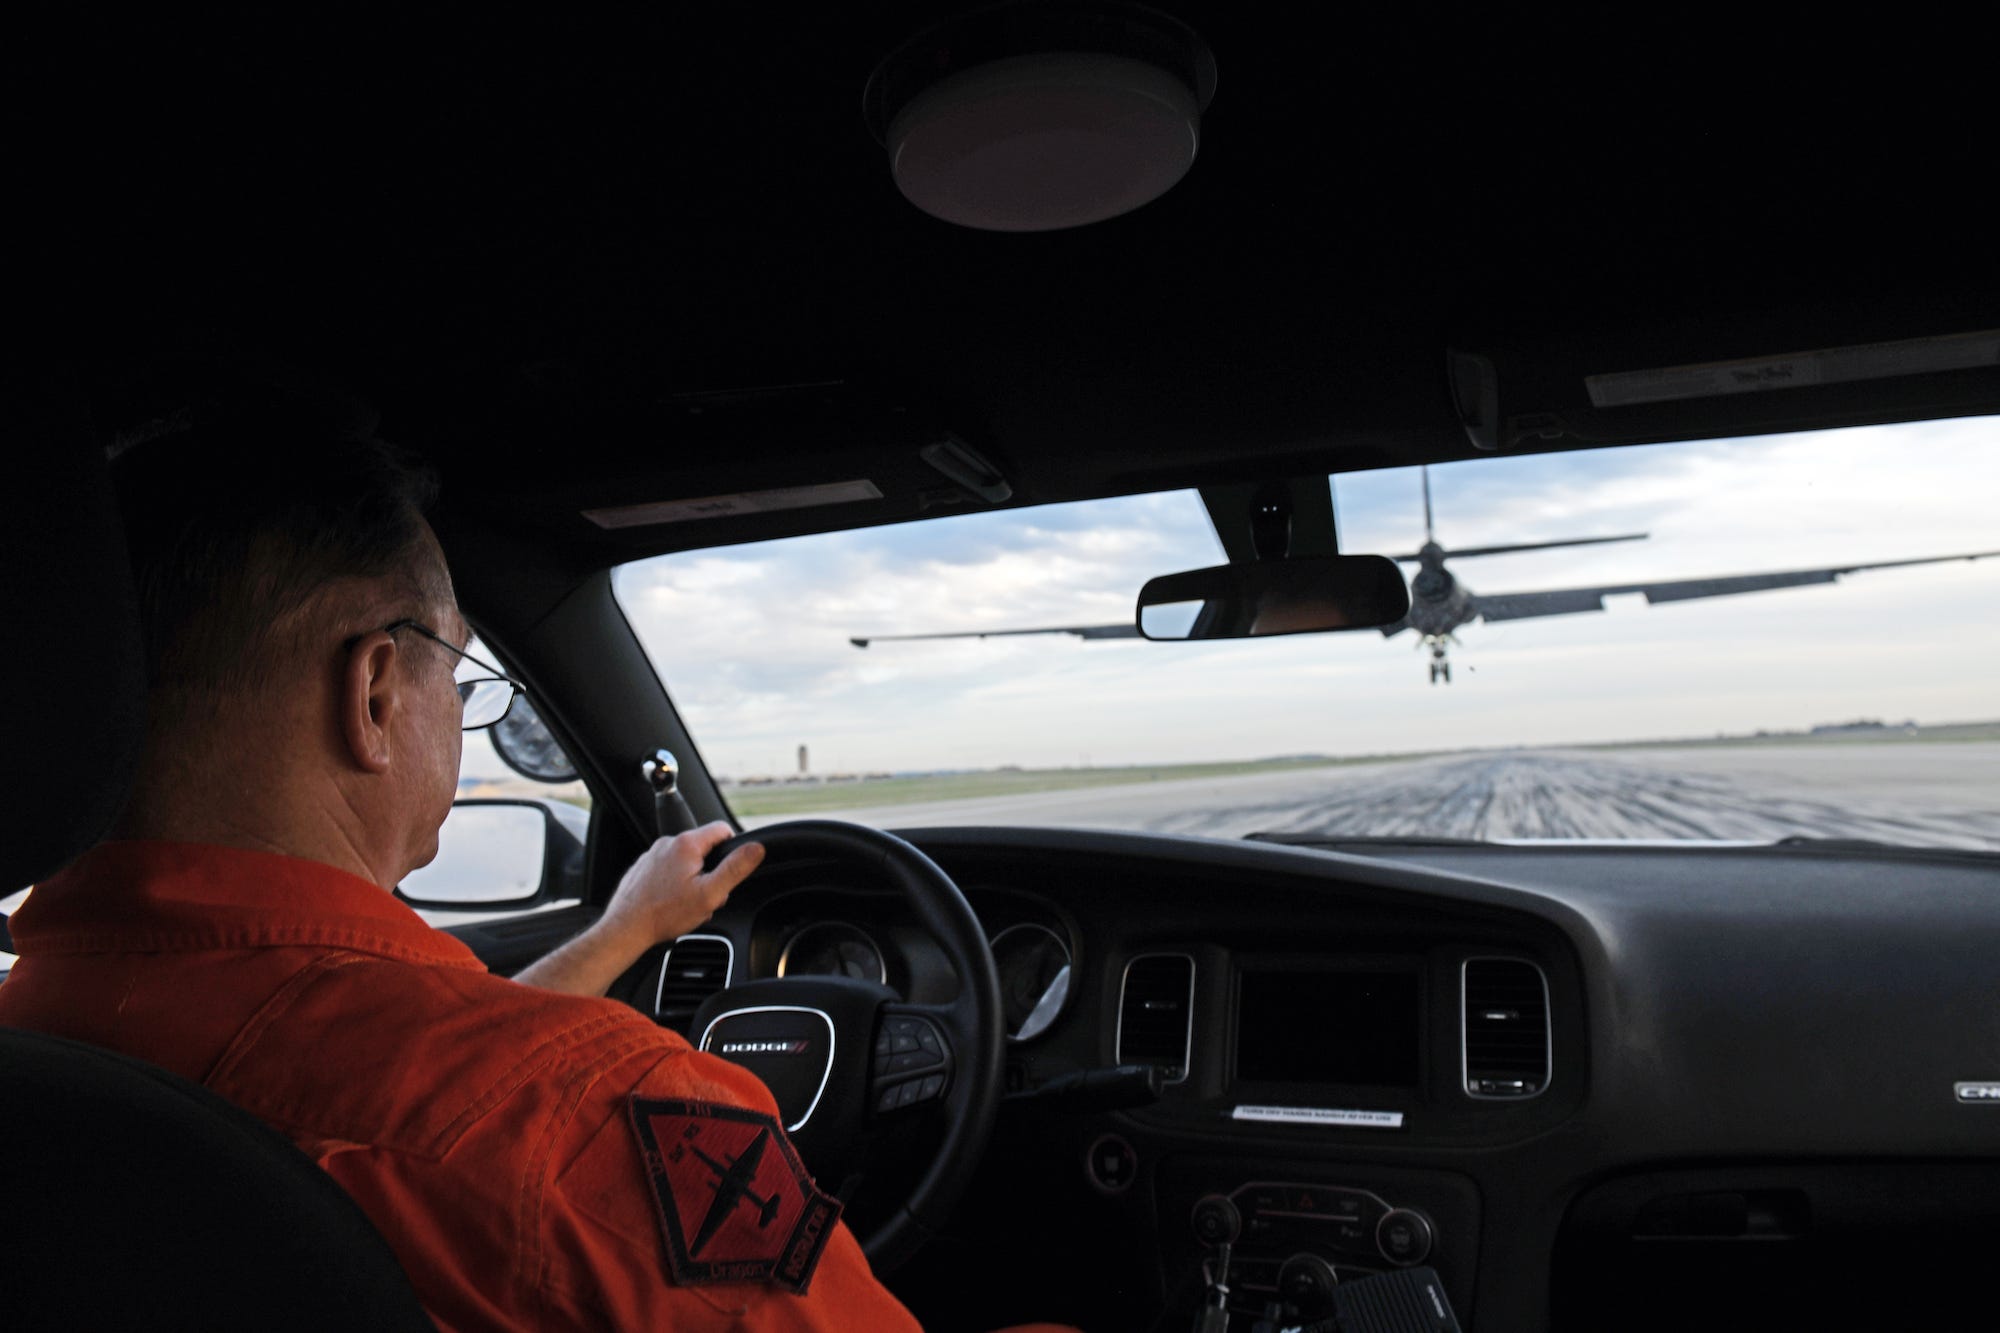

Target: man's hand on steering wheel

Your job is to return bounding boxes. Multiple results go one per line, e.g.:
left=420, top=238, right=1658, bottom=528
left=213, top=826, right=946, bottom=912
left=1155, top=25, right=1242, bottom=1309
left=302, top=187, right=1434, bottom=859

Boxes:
left=513, top=823, right=764, bottom=999
left=605, top=821, right=767, bottom=945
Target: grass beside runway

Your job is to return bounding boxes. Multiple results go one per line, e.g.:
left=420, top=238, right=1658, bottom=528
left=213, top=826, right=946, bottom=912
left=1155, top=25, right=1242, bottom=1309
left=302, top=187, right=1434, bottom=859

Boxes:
left=725, top=754, right=1414, bottom=817
left=1578, top=720, right=2000, bottom=751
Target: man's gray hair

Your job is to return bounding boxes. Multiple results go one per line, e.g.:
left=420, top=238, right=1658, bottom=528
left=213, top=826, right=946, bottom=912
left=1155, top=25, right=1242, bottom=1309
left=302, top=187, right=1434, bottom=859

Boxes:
left=114, top=412, right=445, bottom=731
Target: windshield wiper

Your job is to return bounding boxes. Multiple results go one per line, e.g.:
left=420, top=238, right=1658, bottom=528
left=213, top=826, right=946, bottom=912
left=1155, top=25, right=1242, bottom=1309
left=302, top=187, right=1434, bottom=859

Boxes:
left=1246, top=832, right=1494, bottom=849
left=1766, top=836, right=1998, bottom=860
left=1253, top=832, right=1998, bottom=861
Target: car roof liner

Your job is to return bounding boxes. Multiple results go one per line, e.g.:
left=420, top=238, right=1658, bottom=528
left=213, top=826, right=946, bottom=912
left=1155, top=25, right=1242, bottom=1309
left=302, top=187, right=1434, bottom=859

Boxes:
left=25, top=10, right=1999, bottom=571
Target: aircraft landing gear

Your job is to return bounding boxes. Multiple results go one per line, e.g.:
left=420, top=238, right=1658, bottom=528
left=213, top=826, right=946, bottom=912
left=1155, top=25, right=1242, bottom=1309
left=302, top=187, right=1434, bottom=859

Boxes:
left=1424, top=639, right=1452, bottom=685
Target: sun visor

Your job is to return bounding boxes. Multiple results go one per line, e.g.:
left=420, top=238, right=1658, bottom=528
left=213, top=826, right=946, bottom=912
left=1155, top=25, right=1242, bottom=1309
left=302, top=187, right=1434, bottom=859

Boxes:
left=1450, top=322, right=2000, bottom=454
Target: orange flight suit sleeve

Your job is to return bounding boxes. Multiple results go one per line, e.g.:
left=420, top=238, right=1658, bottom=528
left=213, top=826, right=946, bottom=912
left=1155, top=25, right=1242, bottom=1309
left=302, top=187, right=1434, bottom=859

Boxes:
left=538, top=1037, right=924, bottom=1332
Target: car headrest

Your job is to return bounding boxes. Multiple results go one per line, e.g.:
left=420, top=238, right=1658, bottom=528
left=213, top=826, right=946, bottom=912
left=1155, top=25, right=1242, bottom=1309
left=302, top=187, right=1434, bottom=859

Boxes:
left=0, top=371, right=146, bottom=890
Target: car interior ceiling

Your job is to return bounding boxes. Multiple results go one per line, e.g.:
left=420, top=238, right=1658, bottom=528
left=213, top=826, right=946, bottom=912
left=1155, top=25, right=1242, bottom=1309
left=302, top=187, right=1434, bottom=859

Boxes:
left=44, top=12, right=1998, bottom=827
left=13, top=9, right=2000, bottom=1333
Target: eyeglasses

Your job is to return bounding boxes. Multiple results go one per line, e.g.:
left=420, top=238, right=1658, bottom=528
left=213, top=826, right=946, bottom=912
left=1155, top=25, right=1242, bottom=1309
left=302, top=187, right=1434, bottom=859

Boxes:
left=371, top=619, right=526, bottom=731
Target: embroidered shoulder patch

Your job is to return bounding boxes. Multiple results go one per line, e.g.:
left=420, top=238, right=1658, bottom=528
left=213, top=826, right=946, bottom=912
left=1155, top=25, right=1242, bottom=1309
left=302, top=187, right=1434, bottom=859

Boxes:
left=627, top=1096, right=842, bottom=1295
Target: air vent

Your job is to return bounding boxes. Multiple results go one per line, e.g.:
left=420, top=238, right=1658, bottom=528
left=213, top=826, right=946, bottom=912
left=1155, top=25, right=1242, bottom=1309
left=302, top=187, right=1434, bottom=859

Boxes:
left=1118, top=954, right=1194, bottom=1083
left=655, top=935, right=734, bottom=1015
left=1463, top=957, right=1550, bottom=1099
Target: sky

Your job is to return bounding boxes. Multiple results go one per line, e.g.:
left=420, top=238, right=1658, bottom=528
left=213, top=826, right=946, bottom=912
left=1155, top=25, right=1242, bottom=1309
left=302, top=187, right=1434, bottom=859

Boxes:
left=579, top=417, right=2000, bottom=780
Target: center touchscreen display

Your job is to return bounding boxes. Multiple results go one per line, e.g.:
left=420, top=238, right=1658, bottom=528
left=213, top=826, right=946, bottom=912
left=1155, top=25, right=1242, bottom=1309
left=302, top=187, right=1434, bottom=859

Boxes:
left=1235, top=970, right=1421, bottom=1086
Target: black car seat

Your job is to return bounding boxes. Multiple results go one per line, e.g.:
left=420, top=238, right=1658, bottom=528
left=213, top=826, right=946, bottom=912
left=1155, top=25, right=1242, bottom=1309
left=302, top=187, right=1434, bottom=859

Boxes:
left=0, top=376, right=436, bottom=1331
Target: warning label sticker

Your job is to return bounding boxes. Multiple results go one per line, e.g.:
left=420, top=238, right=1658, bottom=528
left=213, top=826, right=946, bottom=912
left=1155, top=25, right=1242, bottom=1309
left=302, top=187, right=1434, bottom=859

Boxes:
left=585, top=479, right=883, bottom=529
left=1585, top=329, right=2000, bottom=409
left=1231, top=1104, right=1405, bottom=1129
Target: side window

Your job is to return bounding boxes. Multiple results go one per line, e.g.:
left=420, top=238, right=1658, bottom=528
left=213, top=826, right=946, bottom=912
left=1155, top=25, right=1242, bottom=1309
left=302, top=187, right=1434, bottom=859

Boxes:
left=401, top=637, right=592, bottom=928
left=4, top=638, right=593, bottom=966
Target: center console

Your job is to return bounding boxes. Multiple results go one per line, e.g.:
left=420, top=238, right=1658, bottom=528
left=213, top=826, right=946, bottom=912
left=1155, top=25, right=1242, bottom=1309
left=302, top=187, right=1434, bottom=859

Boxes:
left=1107, top=930, right=1575, bottom=1327
left=1158, top=1157, right=1481, bottom=1325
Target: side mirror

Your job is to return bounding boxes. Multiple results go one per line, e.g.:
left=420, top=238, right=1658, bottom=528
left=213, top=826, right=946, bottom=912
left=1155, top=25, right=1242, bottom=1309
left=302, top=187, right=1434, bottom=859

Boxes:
left=1136, top=555, right=1410, bottom=640
left=488, top=693, right=579, bottom=783
left=396, top=798, right=587, bottom=911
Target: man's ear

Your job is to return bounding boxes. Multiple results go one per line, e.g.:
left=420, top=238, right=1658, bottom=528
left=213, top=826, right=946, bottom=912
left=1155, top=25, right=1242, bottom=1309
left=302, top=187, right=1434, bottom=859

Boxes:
left=339, top=631, right=401, bottom=774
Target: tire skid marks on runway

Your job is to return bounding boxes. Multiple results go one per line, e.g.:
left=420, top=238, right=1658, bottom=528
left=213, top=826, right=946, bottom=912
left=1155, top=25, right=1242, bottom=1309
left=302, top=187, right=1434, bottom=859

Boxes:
left=1138, top=752, right=2000, bottom=849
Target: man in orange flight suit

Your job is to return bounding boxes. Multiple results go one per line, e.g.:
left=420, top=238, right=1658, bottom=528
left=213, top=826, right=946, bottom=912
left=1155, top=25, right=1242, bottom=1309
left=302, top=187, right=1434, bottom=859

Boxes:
left=0, top=423, right=1075, bottom=1332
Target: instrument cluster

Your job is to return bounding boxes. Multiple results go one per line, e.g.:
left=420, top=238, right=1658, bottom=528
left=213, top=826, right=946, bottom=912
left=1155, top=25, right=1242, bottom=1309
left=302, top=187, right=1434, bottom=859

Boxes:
left=775, top=919, right=887, bottom=984
left=761, top=888, right=1078, bottom=1042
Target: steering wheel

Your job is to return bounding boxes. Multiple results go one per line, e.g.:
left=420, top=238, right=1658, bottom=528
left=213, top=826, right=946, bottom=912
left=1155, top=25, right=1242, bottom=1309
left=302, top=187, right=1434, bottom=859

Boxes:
left=685, top=820, right=1003, bottom=1273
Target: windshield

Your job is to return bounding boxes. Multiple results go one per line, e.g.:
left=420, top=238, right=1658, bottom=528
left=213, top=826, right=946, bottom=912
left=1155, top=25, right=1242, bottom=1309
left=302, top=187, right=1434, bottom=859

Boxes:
left=614, top=419, right=2000, bottom=849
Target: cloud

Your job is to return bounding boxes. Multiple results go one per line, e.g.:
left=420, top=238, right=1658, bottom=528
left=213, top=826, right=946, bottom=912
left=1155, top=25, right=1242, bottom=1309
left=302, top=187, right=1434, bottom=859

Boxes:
left=611, top=418, right=2000, bottom=776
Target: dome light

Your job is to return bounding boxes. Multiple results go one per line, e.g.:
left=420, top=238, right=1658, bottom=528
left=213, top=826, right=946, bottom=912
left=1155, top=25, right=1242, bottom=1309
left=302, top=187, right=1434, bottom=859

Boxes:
left=864, top=3, right=1215, bottom=233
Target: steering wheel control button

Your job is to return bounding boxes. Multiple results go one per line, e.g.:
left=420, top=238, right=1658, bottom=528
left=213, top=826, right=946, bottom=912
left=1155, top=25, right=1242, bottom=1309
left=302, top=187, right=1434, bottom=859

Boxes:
left=875, top=1016, right=947, bottom=1075
left=1086, top=1133, right=1138, bottom=1194
left=1376, top=1209, right=1434, bottom=1266
left=871, top=1012, right=954, bottom=1115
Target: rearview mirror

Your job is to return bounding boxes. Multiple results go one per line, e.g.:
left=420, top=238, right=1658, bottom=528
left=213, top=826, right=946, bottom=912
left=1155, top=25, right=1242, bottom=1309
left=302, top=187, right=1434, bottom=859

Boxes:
left=1136, top=555, right=1410, bottom=641
left=396, top=798, right=585, bottom=911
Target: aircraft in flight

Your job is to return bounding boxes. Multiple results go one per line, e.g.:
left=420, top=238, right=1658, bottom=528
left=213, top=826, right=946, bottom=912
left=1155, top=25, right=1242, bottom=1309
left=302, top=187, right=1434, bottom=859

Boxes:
left=686, top=1125, right=782, bottom=1255
left=851, top=469, right=1999, bottom=683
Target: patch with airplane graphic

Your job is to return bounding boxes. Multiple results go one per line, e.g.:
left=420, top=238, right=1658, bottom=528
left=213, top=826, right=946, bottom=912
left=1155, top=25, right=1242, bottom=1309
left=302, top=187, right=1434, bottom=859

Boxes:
left=628, top=1097, right=841, bottom=1294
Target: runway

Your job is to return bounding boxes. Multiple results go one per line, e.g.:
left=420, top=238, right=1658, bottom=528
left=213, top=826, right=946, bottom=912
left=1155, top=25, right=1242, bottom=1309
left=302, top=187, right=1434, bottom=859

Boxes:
left=743, top=744, right=2000, bottom=849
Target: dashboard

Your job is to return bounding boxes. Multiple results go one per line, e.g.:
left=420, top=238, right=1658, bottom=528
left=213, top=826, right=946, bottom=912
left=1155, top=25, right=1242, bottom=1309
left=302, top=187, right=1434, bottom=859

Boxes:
left=617, top=826, right=2000, bottom=1333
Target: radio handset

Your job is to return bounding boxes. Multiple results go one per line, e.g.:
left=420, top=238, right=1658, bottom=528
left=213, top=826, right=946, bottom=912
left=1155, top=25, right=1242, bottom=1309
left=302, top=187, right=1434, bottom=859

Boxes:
left=641, top=749, right=698, bottom=838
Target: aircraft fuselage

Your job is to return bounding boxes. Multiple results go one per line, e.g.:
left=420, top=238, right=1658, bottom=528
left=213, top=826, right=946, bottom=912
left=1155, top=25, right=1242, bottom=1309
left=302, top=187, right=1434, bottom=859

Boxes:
left=1406, top=543, right=1475, bottom=682
left=1407, top=544, right=1476, bottom=636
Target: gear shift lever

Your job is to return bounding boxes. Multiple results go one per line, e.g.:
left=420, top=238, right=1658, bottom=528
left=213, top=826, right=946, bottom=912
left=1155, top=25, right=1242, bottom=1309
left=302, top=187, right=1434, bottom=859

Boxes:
left=641, top=748, right=698, bottom=838
left=1190, top=1194, right=1241, bottom=1332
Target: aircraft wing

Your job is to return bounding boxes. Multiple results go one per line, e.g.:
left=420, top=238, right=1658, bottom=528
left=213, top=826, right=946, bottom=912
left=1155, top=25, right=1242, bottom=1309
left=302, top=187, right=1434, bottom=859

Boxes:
left=1473, top=550, right=2000, bottom=624
left=850, top=624, right=1140, bottom=648
left=1389, top=533, right=1648, bottom=562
